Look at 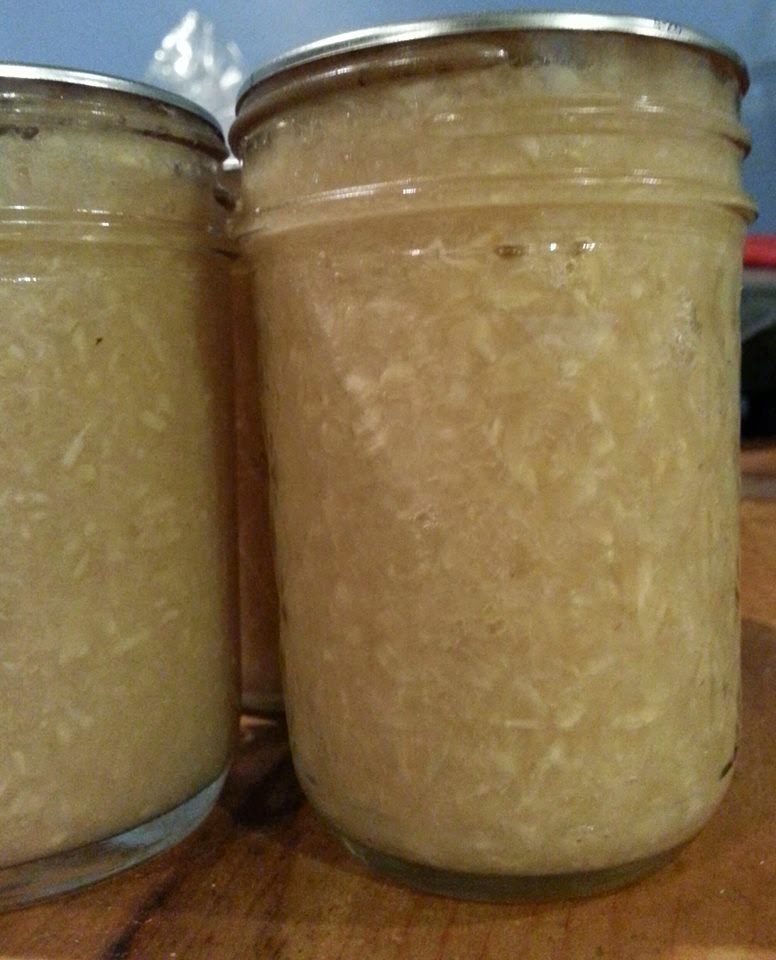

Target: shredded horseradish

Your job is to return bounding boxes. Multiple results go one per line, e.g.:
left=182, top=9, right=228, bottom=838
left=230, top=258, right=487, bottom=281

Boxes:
left=0, top=97, right=235, bottom=867
left=238, top=32, right=746, bottom=874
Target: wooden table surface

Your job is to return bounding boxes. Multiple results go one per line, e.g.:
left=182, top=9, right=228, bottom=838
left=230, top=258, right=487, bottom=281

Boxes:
left=2, top=448, right=776, bottom=960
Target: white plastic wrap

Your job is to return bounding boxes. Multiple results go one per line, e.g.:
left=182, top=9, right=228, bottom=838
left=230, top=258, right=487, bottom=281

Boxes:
left=144, top=10, right=245, bottom=136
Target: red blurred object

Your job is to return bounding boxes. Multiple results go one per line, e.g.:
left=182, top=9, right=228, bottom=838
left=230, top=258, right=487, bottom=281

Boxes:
left=744, top=234, right=776, bottom=268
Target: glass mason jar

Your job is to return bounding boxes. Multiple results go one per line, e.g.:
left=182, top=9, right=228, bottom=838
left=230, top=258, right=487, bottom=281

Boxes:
left=0, top=66, right=238, bottom=908
left=230, top=15, right=755, bottom=899
left=224, top=162, right=284, bottom=715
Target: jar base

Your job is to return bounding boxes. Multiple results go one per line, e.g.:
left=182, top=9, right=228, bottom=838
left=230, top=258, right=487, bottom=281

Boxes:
left=338, top=833, right=678, bottom=901
left=0, top=769, right=227, bottom=911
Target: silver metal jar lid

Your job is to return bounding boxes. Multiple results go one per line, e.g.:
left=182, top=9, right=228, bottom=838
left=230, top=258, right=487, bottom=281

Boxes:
left=236, top=11, right=749, bottom=109
left=0, top=62, right=223, bottom=138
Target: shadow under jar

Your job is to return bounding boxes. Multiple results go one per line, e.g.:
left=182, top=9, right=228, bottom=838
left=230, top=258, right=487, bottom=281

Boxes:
left=230, top=14, right=756, bottom=900
left=0, top=66, right=238, bottom=908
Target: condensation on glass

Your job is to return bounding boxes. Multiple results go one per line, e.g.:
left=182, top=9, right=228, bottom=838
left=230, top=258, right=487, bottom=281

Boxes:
left=0, top=65, right=238, bottom=908
left=231, top=15, right=756, bottom=899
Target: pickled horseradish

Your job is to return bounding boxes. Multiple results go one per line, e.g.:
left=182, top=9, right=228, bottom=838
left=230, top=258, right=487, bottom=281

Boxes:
left=232, top=18, right=755, bottom=896
left=0, top=67, right=237, bottom=904
left=229, top=226, right=283, bottom=714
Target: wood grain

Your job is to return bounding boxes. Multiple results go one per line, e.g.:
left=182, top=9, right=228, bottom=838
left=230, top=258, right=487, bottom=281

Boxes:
left=2, top=451, right=776, bottom=959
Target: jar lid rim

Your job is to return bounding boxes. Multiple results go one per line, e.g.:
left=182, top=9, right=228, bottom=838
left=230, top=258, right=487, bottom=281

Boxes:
left=0, top=62, right=224, bottom=142
left=235, top=12, right=749, bottom=111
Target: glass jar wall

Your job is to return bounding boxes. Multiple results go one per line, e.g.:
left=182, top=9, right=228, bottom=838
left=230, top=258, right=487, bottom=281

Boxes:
left=0, top=66, right=238, bottom=908
left=232, top=17, right=755, bottom=899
